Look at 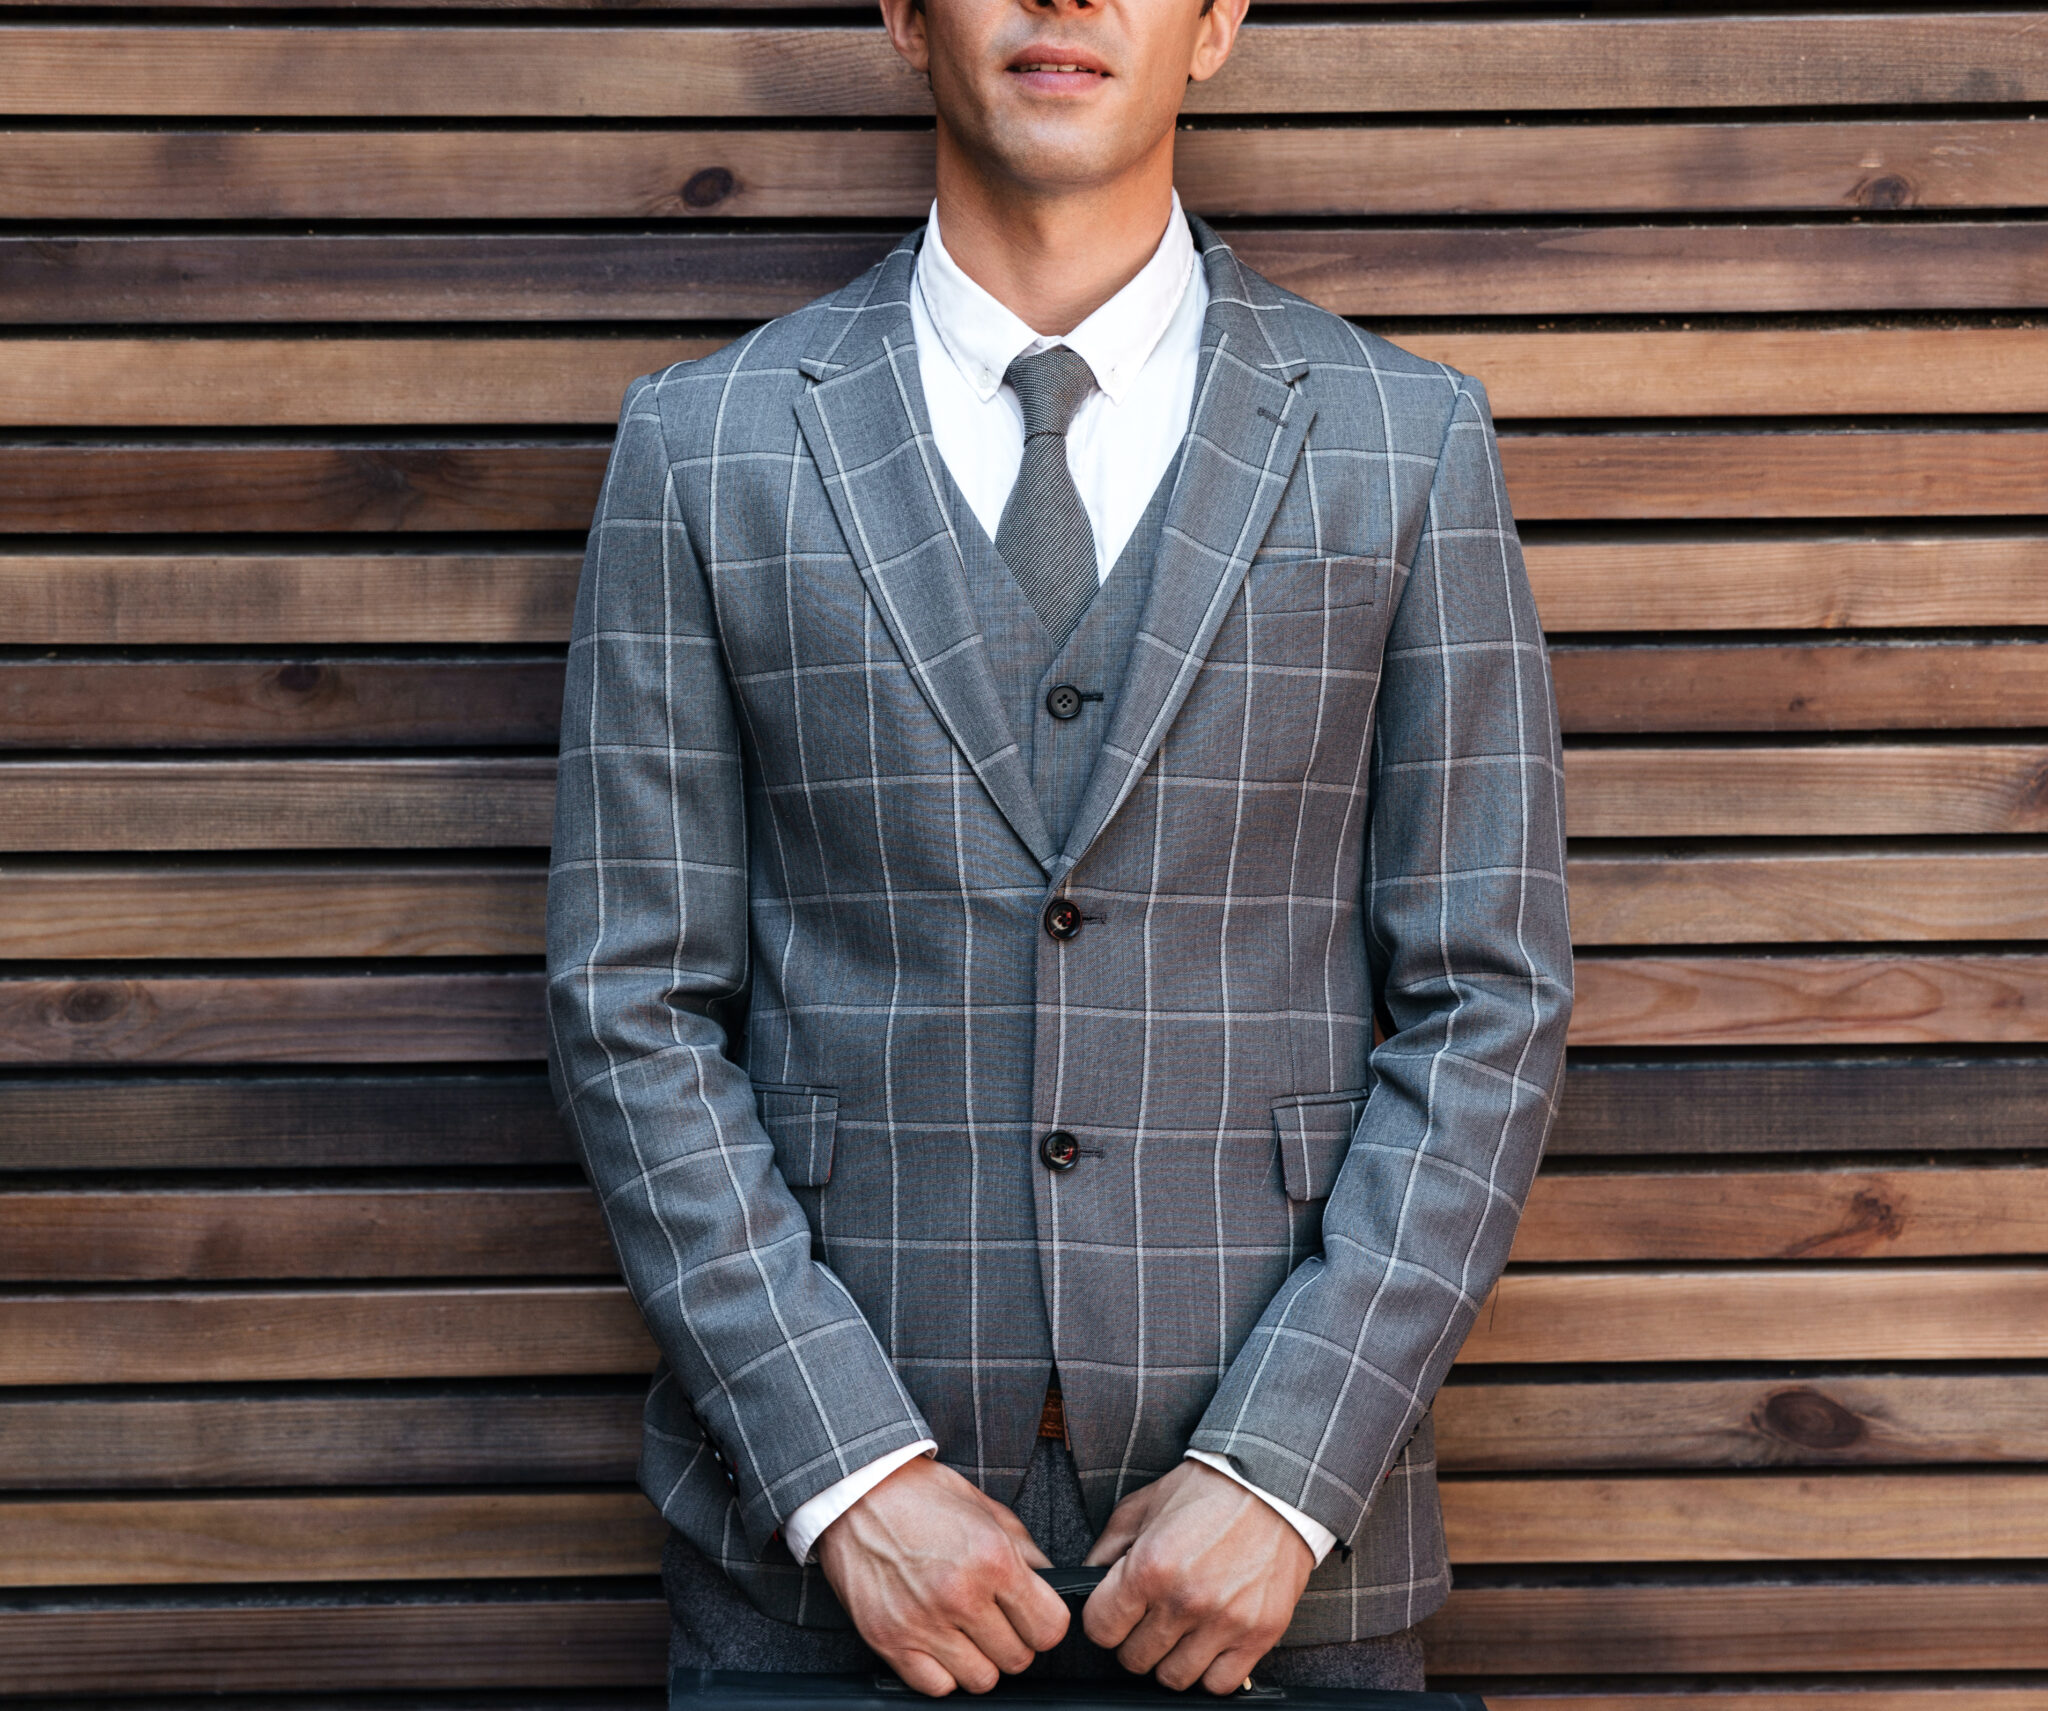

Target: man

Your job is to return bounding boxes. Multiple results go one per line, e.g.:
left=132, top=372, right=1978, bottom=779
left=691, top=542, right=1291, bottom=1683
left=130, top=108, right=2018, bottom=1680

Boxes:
left=546, top=0, right=1572, bottom=1693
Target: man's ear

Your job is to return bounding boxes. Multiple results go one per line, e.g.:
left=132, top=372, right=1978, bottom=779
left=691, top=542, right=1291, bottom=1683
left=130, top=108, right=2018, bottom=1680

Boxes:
left=878, top=0, right=932, bottom=77
left=1187, top=0, right=1250, bottom=85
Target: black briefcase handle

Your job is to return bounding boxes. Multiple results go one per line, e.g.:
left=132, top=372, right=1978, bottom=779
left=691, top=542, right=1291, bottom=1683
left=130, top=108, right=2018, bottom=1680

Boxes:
left=672, top=1569, right=1484, bottom=1710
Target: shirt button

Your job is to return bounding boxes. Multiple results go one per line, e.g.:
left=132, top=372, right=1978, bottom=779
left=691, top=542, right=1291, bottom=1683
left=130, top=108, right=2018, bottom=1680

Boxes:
left=1040, top=1130, right=1080, bottom=1172
left=1045, top=684, right=1084, bottom=721
left=1044, top=899, right=1082, bottom=941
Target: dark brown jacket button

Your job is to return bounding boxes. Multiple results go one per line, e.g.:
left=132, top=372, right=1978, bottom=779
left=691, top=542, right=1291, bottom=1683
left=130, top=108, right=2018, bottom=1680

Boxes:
left=1045, top=684, right=1084, bottom=720
left=1044, top=899, right=1082, bottom=940
left=1040, top=1130, right=1080, bottom=1171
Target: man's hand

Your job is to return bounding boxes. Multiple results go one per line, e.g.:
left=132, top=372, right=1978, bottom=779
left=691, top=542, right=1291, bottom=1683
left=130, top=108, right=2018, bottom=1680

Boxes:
left=1080, top=1459, right=1314, bottom=1693
left=814, top=1454, right=1070, bottom=1696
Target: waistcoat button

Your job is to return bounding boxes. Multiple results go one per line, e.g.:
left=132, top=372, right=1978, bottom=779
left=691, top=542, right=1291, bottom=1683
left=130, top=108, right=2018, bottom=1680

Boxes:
left=1043, top=899, right=1082, bottom=940
left=1045, top=684, right=1084, bottom=720
left=1040, top=1130, right=1080, bottom=1171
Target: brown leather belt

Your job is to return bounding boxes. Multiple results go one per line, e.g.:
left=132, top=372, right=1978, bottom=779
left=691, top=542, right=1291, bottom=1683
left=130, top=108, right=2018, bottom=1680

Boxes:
left=1038, top=1376, right=1067, bottom=1443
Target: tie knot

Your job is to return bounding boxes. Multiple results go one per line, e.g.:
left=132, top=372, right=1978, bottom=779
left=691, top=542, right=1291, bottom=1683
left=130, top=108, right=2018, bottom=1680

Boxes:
left=1005, top=345, right=1096, bottom=439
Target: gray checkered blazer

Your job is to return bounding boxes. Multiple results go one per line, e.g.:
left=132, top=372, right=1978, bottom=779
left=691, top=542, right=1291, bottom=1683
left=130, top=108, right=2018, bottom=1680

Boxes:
left=547, top=218, right=1572, bottom=1643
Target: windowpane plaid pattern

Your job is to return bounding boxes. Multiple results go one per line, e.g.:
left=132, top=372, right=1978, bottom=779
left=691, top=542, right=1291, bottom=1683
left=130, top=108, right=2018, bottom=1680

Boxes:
left=546, top=220, right=1572, bottom=1642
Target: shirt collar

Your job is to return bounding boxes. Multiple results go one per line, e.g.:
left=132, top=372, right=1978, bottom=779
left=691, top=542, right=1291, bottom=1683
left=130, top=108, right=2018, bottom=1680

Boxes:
left=915, top=192, right=1197, bottom=407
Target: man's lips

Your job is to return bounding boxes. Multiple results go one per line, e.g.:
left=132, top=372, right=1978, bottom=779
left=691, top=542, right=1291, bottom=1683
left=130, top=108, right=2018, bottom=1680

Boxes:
left=1007, top=46, right=1111, bottom=89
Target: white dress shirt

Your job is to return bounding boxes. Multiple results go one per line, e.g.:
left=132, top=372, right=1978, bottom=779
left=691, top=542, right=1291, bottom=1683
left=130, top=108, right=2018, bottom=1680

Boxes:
left=780, top=197, right=1338, bottom=1571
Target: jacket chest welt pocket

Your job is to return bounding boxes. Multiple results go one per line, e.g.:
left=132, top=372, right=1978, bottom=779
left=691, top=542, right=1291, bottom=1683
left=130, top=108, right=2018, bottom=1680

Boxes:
left=1240, top=554, right=1390, bottom=615
left=1272, top=1088, right=1372, bottom=1201
left=755, top=1083, right=838, bottom=1188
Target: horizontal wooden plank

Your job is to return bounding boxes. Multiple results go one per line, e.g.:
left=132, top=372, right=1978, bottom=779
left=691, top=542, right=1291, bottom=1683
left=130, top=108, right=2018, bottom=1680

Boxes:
left=1566, top=745, right=2048, bottom=838
left=1569, top=849, right=2048, bottom=946
left=12, top=1164, right=2045, bottom=1281
left=1467, top=1266, right=2048, bottom=1364
left=1574, top=954, right=2048, bottom=1048
left=9, top=225, right=2047, bottom=324
left=9, top=640, right=2027, bottom=755
left=33, top=847, right=2041, bottom=961
left=1513, top=1166, right=2048, bottom=1262
left=0, top=1388, right=643, bottom=1487
left=0, top=1490, right=664, bottom=1586
left=7, top=20, right=2048, bottom=117
left=1421, top=1581, right=2048, bottom=1676
left=0, top=1286, right=656, bottom=1382
left=0, top=551, right=580, bottom=645
left=9, top=431, right=2043, bottom=536
left=0, top=956, right=2034, bottom=1064
left=1501, top=431, right=2048, bottom=521
left=0, top=1594, right=668, bottom=1693
left=16, top=329, right=2048, bottom=427
left=0, top=863, right=543, bottom=958
left=0, top=1186, right=610, bottom=1279
left=1440, top=1471, right=2048, bottom=1563
left=8, top=121, right=2041, bottom=220
left=4, top=1581, right=2046, bottom=1691
left=1437, top=1372, right=2048, bottom=1473
left=0, top=658, right=561, bottom=748
left=0, top=1073, right=567, bottom=1170
left=16, top=1371, right=2047, bottom=1488
left=0, top=443, right=608, bottom=534
left=1553, top=642, right=2048, bottom=733
left=5, top=1471, right=2038, bottom=1585
left=1526, top=535, right=2048, bottom=632
left=0, top=758, right=554, bottom=849
left=0, top=973, right=544, bottom=1065
left=3, top=746, right=2036, bottom=852
left=5, top=538, right=2037, bottom=646
left=1549, top=1058, right=2048, bottom=1156
left=8, top=1267, right=2045, bottom=1383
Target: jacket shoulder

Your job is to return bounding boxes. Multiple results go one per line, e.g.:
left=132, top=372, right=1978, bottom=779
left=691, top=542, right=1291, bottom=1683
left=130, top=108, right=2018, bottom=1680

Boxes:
left=1238, top=269, right=1482, bottom=442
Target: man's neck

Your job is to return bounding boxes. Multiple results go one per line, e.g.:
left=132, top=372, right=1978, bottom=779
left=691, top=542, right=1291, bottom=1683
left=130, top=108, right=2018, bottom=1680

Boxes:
left=931, top=138, right=1176, bottom=338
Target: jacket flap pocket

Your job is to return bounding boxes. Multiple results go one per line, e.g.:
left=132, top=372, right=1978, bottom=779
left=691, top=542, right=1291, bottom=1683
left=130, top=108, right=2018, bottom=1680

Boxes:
left=1271, top=1088, right=1371, bottom=1201
left=755, top=1083, right=838, bottom=1188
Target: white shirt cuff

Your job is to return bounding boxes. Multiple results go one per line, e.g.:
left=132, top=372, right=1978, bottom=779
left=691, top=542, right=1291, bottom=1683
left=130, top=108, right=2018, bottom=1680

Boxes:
left=782, top=1440, right=937, bottom=1565
left=1185, top=1451, right=1338, bottom=1566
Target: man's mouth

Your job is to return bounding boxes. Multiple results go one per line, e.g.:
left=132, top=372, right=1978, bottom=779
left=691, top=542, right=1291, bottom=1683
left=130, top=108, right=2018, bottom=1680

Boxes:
left=1007, top=48, right=1112, bottom=88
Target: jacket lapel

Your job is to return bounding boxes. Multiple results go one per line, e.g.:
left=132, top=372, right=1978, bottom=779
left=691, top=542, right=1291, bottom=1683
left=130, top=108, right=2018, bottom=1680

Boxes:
left=793, top=233, right=1057, bottom=870
left=1054, top=220, right=1316, bottom=882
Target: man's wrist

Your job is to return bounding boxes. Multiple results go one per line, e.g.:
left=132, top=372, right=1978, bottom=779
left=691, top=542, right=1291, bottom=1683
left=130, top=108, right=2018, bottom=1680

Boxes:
left=1183, top=1451, right=1336, bottom=1565
left=784, top=1440, right=938, bottom=1564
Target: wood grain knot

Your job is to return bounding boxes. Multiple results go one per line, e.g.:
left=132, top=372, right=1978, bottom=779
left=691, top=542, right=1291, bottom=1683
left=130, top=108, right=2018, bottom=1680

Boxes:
left=1758, top=1386, right=1867, bottom=1451
left=682, top=168, right=736, bottom=211
left=269, top=662, right=326, bottom=697
left=1855, top=174, right=1915, bottom=209
left=58, top=982, right=130, bottom=1026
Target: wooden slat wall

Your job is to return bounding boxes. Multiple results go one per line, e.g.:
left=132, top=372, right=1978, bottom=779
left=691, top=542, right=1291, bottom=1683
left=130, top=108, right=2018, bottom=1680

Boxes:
left=1, top=4, right=2043, bottom=1707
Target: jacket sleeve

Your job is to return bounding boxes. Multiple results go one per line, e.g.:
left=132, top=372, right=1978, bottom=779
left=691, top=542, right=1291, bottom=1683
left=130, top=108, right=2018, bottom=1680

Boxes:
left=546, top=374, right=932, bottom=1555
left=1188, top=375, right=1573, bottom=1548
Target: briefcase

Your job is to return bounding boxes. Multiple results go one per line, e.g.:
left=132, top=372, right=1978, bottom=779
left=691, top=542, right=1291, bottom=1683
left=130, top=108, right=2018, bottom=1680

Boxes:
left=671, top=1569, right=1485, bottom=1711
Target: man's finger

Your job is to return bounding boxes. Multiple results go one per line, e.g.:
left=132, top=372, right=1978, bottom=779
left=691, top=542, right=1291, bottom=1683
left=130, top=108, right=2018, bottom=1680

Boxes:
left=1079, top=1552, right=1149, bottom=1649
left=918, top=1629, right=1005, bottom=1697
left=888, top=1649, right=958, bottom=1699
left=1199, top=1644, right=1271, bottom=1697
left=992, top=1559, right=1072, bottom=1654
left=1082, top=1488, right=1157, bottom=1569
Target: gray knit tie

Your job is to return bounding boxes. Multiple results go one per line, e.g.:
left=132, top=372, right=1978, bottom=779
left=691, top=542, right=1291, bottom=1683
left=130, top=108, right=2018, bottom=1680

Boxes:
left=995, top=345, right=1099, bottom=645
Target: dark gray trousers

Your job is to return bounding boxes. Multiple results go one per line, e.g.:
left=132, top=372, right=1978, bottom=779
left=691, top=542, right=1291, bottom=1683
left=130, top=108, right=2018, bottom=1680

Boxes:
left=666, top=1438, right=1425, bottom=1690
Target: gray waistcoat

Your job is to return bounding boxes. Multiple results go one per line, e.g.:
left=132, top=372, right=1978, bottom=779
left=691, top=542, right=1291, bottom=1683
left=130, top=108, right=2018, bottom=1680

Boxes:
left=944, top=454, right=1181, bottom=850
